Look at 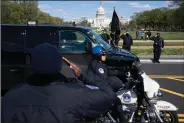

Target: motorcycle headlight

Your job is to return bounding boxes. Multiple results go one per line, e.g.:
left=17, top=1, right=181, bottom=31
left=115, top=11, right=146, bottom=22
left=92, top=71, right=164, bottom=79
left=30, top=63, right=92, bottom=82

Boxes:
left=156, top=90, right=163, bottom=97
left=153, top=90, right=163, bottom=98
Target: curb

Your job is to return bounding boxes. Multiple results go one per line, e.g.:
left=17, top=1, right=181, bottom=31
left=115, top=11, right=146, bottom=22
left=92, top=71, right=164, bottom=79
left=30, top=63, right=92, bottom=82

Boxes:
left=140, top=59, right=184, bottom=63
left=118, top=40, right=184, bottom=43
left=138, top=56, right=184, bottom=59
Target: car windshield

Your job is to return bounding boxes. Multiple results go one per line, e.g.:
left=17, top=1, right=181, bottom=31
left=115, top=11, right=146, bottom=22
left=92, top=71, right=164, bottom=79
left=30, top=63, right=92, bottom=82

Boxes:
left=87, top=30, right=113, bottom=52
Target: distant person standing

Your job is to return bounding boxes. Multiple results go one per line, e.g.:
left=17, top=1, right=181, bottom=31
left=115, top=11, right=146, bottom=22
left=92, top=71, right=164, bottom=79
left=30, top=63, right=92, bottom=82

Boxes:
left=115, top=30, right=121, bottom=46
left=100, top=32, right=110, bottom=44
left=141, top=30, right=145, bottom=40
left=72, top=22, right=76, bottom=26
left=147, top=30, right=152, bottom=40
left=145, top=31, right=148, bottom=40
left=152, top=33, right=164, bottom=63
left=136, top=29, right=139, bottom=40
left=120, top=31, right=133, bottom=51
left=110, top=33, right=116, bottom=47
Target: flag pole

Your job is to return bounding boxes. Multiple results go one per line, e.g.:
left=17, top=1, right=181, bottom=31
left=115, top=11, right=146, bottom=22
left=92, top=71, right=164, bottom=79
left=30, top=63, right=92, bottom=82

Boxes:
left=113, top=6, right=116, bottom=47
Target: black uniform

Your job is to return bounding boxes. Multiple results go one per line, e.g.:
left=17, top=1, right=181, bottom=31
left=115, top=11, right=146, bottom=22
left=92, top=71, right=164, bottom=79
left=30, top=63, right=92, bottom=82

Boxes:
left=80, top=60, right=123, bottom=92
left=115, top=30, right=121, bottom=46
left=2, top=73, right=117, bottom=123
left=110, top=33, right=116, bottom=47
left=100, top=33, right=110, bottom=44
left=79, top=60, right=129, bottom=122
left=153, top=36, right=164, bottom=62
left=121, top=33, right=133, bottom=51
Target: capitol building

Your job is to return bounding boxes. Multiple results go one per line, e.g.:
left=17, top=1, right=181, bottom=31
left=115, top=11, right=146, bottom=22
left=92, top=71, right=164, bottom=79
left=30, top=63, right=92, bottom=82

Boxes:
left=72, top=2, right=130, bottom=28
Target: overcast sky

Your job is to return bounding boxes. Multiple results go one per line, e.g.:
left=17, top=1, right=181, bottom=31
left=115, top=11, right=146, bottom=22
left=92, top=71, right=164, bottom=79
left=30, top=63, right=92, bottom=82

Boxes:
left=38, top=1, right=172, bottom=21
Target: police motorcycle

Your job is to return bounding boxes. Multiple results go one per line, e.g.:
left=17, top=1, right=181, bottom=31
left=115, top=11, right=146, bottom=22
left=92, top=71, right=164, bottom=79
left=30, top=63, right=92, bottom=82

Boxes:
left=85, top=64, right=179, bottom=123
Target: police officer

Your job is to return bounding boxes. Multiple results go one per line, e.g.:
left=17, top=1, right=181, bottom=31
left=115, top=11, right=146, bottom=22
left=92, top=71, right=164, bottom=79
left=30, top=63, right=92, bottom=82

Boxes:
left=153, top=33, right=164, bottom=63
left=72, top=21, right=76, bottom=26
left=110, top=33, right=116, bottom=47
left=120, top=31, right=133, bottom=51
left=82, top=45, right=123, bottom=92
left=115, top=30, right=121, bottom=46
left=100, top=32, right=110, bottom=44
left=2, top=43, right=118, bottom=123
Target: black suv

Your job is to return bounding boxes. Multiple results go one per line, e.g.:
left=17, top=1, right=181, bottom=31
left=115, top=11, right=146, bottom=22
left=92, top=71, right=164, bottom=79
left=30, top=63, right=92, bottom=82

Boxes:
left=1, top=24, right=140, bottom=96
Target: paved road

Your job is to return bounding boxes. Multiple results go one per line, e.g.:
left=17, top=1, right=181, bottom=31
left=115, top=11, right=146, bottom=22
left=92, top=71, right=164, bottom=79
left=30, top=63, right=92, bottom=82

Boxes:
left=132, top=46, right=184, bottom=49
left=142, top=63, right=184, bottom=122
left=141, top=63, right=184, bottom=75
left=61, top=61, right=184, bottom=121
left=139, top=55, right=184, bottom=60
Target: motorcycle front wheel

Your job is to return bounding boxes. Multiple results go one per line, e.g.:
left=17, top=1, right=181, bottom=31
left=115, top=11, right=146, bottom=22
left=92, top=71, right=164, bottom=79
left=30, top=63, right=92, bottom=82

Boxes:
left=160, top=111, right=179, bottom=123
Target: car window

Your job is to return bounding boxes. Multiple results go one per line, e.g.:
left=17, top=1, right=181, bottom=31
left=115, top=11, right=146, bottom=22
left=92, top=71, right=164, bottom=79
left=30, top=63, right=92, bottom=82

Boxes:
left=59, top=30, right=90, bottom=53
left=87, top=30, right=113, bottom=52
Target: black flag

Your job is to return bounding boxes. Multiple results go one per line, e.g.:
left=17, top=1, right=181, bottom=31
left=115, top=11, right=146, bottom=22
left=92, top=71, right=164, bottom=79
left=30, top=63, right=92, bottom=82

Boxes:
left=111, top=8, right=120, bottom=33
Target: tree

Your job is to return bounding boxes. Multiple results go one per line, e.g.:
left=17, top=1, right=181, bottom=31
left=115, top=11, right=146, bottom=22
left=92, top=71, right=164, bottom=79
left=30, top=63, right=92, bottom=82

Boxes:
left=1, top=1, right=23, bottom=24
left=1, top=1, right=64, bottom=25
left=19, top=1, right=39, bottom=23
left=130, top=3, right=184, bottom=31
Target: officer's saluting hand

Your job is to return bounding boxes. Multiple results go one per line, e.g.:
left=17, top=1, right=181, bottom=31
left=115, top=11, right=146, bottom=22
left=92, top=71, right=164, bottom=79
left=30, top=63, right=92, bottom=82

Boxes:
left=62, top=57, right=81, bottom=77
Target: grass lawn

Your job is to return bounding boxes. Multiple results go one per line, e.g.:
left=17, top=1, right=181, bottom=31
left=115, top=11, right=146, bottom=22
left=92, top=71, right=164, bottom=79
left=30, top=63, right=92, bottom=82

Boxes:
left=128, top=31, right=184, bottom=40
left=131, top=48, right=184, bottom=56
left=118, top=41, right=184, bottom=46
left=96, top=30, right=184, bottom=40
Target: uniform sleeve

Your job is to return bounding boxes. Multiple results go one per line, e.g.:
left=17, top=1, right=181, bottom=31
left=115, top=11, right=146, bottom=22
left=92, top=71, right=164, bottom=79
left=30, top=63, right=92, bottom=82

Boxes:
left=78, top=61, right=102, bottom=85
left=78, top=70, right=95, bottom=85
left=107, top=69, right=119, bottom=76
left=77, top=77, right=117, bottom=119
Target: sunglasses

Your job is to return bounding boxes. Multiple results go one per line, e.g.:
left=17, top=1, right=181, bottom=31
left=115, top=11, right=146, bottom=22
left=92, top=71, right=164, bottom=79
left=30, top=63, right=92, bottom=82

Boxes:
left=102, top=53, right=107, bottom=56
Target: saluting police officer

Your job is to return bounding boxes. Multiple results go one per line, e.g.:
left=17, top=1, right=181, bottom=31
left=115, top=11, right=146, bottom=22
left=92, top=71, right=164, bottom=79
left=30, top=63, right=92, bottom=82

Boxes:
left=153, top=33, right=164, bottom=63
left=82, top=45, right=123, bottom=92
left=115, top=30, right=121, bottom=46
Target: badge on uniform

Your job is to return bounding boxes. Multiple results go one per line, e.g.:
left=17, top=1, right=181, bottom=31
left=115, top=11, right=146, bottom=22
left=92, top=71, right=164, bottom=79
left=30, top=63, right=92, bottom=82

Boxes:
left=98, top=68, right=104, bottom=74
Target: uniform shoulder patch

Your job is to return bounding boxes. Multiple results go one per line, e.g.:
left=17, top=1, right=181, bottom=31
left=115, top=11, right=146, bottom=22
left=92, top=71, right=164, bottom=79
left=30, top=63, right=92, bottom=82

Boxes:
left=98, top=68, right=104, bottom=74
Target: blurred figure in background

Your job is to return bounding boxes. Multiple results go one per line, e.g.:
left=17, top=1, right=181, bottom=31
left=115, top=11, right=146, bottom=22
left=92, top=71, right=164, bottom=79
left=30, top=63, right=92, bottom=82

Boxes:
left=100, top=30, right=110, bottom=44
left=120, top=31, right=133, bottom=51
left=145, top=30, right=148, bottom=40
left=115, top=30, right=121, bottom=46
left=147, top=30, right=152, bottom=40
left=72, top=22, right=76, bottom=26
left=136, top=29, right=139, bottom=40
left=141, top=30, right=145, bottom=40
left=110, top=33, right=116, bottom=47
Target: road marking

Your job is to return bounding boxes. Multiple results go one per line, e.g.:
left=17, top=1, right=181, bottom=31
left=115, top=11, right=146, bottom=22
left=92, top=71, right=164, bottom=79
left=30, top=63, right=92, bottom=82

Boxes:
left=149, top=75, right=184, bottom=79
left=179, top=119, right=184, bottom=122
left=140, top=59, right=184, bottom=63
left=178, top=114, right=184, bottom=117
left=166, top=114, right=184, bottom=117
left=166, top=77, right=184, bottom=82
left=159, top=88, right=184, bottom=98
